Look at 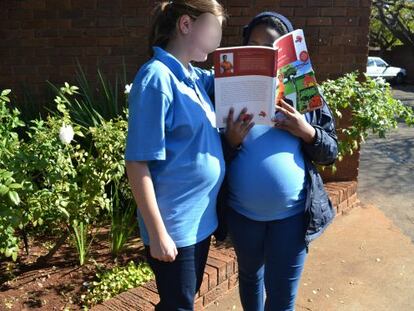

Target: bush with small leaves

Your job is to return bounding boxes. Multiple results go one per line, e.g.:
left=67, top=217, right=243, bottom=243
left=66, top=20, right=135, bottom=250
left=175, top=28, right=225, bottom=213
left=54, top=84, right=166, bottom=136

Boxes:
left=321, top=72, right=414, bottom=165
left=82, top=261, right=154, bottom=307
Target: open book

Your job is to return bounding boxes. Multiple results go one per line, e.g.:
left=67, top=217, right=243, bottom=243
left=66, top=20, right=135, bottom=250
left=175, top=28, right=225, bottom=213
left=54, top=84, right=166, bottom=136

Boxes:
left=214, top=29, right=323, bottom=128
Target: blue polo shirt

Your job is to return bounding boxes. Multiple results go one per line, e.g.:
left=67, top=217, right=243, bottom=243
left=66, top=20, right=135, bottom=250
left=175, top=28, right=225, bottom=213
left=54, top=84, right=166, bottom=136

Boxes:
left=125, top=47, right=225, bottom=248
left=227, top=125, right=307, bottom=221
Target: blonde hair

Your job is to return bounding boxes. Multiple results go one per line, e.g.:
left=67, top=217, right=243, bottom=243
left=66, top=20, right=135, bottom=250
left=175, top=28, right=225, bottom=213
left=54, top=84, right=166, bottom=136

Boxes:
left=149, top=0, right=226, bottom=56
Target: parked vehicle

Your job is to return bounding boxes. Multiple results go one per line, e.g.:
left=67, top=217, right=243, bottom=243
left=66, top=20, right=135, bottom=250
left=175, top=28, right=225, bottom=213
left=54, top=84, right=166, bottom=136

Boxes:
left=366, top=56, right=407, bottom=84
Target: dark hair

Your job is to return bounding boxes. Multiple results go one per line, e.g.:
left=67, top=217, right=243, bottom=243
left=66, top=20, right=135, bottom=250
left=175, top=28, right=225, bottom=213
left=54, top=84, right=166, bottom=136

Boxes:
left=243, top=12, right=294, bottom=45
left=149, top=0, right=226, bottom=56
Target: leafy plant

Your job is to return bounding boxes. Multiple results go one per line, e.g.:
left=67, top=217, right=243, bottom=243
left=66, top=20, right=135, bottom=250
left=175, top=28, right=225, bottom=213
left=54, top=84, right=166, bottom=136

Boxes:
left=0, top=80, right=132, bottom=264
left=71, top=219, right=95, bottom=266
left=109, top=182, right=136, bottom=258
left=82, top=261, right=153, bottom=307
left=0, top=89, right=27, bottom=260
left=0, top=89, right=25, bottom=162
left=48, top=61, right=129, bottom=128
left=0, top=169, right=24, bottom=261
left=4, top=84, right=111, bottom=264
left=87, top=112, right=134, bottom=258
left=321, top=72, right=414, bottom=163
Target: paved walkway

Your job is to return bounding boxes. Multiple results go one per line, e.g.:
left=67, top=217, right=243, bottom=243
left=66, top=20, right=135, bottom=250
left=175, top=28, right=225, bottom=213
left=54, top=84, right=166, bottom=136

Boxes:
left=206, top=204, right=414, bottom=310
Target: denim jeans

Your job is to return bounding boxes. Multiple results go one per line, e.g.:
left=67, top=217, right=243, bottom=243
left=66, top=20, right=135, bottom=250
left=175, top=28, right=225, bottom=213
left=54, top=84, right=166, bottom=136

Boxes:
left=145, top=236, right=211, bottom=311
left=227, top=207, right=308, bottom=311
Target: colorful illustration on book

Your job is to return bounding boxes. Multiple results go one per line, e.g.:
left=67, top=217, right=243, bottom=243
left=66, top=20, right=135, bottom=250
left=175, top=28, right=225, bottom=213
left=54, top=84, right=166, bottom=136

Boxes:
left=274, top=30, right=323, bottom=114
left=219, top=53, right=234, bottom=74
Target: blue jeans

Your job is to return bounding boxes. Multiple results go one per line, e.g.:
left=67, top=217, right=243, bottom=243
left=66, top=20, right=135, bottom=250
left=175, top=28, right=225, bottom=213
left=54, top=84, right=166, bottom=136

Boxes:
left=227, top=208, right=308, bottom=311
left=145, top=236, right=211, bottom=311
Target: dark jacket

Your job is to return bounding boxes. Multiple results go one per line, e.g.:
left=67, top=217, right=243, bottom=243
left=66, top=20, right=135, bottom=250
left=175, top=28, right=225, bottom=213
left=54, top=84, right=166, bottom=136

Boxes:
left=215, top=99, right=338, bottom=249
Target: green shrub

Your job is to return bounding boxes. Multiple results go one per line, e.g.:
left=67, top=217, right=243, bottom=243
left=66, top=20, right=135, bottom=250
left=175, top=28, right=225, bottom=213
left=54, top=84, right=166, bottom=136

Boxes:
left=321, top=72, right=414, bottom=162
left=0, top=89, right=27, bottom=260
left=0, top=84, right=130, bottom=264
left=82, top=261, right=153, bottom=308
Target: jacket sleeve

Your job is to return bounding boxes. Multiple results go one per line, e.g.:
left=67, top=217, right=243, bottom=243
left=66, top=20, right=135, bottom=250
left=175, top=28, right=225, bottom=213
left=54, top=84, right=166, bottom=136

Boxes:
left=302, top=98, right=338, bottom=166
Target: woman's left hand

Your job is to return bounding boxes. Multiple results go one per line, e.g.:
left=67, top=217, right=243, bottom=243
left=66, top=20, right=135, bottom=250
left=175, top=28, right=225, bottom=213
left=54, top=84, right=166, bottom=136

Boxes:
left=273, top=99, right=316, bottom=144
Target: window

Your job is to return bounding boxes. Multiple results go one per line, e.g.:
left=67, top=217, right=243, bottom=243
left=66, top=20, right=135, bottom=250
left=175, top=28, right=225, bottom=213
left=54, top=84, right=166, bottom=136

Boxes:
left=375, top=59, right=387, bottom=67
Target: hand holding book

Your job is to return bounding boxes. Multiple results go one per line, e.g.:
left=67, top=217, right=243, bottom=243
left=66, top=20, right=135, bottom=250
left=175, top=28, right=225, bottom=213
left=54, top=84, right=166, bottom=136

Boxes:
left=224, top=107, right=255, bottom=148
left=274, top=99, right=316, bottom=144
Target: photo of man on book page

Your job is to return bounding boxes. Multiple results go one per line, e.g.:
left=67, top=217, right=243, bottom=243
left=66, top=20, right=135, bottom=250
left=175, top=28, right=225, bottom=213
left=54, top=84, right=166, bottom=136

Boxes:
left=220, top=53, right=234, bottom=74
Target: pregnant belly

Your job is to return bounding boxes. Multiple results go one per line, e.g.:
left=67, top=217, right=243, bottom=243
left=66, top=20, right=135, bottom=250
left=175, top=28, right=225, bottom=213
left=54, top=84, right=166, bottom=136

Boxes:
left=227, top=150, right=307, bottom=214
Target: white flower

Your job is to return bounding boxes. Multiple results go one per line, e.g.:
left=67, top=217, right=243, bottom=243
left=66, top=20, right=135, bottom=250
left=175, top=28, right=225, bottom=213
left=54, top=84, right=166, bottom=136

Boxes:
left=59, top=124, right=74, bottom=144
left=124, top=83, right=133, bottom=94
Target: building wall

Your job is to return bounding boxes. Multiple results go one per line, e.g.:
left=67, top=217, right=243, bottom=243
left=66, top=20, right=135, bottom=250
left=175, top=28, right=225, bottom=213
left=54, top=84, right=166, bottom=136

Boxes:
left=1, top=0, right=373, bottom=181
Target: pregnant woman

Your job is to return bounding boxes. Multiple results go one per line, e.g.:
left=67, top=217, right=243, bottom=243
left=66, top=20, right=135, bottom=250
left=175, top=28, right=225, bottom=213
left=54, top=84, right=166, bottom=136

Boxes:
left=225, top=12, right=339, bottom=311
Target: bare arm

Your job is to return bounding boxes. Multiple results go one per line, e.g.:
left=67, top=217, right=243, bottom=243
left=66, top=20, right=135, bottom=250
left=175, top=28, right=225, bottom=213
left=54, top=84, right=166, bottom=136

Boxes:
left=126, top=161, right=178, bottom=262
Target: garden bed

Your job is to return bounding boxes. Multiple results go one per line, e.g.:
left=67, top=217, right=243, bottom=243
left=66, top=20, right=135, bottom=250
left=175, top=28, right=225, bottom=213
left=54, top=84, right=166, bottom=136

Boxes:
left=0, top=226, right=146, bottom=311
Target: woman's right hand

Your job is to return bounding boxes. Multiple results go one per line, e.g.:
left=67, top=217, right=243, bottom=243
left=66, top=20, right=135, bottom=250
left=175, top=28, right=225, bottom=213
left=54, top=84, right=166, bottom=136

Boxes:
left=225, top=107, right=255, bottom=148
left=149, top=231, right=178, bottom=262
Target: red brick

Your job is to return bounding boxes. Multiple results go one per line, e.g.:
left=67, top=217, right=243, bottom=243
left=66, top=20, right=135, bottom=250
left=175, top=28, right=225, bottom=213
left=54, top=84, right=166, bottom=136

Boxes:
left=141, top=279, right=158, bottom=293
left=206, top=257, right=227, bottom=284
left=308, top=0, right=334, bottom=6
left=209, top=249, right=235, bottom=276
left=197, top=272, right=210, bottom=297
left=101, top=295, right=135, bottom=311
left=117, top=291, right=155, bottom=310
left=332, top=16, right=359, bottom=26
left=204, top=264, right=218, bottom=289
left=227, top=7, right=243, bottom=16
left=321, top=7, right=347, bottom=16
left=203, top=280, right=231, bottom=307
left=194, top=296, right=204, bottom=311
left=227, top=16, right=252, bottom=26
left=334, top=0, right=360, bottom=7
left=307, top=17, right=332, bottom=26
left=229, top=273, right=239, bottom=290
left=90, top=305, right=110, bottom=311
left=234, top=260, right=239, bottom=273
left=328, top=192, right=340, bottom=207
left=232, top=0, right=251, bottom=6
left=337, top=199, right=348, bottom=214
left=21, top=0, right=46, bottom=9
left=360, top=0, right=371, bottom=7
left=130, top=286, right=159, bottom=305
left=295, top=8, right=320, bottom=17
left=280, top=0, right=305, bottom=7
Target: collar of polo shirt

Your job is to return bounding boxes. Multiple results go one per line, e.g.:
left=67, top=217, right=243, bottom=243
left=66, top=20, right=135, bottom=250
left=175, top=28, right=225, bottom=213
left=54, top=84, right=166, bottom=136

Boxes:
left=153, top=46, right=198, bottom=87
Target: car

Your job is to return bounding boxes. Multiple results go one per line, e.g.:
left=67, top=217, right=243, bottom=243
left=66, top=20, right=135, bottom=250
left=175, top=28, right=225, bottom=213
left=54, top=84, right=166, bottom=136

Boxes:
left=366, top=56, right=407, bottom=84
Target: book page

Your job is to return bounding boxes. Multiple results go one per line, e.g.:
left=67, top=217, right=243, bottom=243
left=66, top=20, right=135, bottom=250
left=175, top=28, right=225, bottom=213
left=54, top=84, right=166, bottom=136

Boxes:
left=274, top=29, right=323, bottom=113
left=215, top=75, right=276, bottom=128
left=214, top=46, right=277, bottom=128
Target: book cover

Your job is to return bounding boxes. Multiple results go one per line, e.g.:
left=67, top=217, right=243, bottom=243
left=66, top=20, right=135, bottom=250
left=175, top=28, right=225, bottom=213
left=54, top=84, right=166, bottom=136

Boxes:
left=274, top=29, right=323, bottom=113
left=213, top=29, right=323, bottom=128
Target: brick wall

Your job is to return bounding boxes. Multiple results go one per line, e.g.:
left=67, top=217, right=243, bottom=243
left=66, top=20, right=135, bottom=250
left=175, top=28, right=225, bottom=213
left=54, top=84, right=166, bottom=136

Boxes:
left=1, top=0, right=372, bottom=181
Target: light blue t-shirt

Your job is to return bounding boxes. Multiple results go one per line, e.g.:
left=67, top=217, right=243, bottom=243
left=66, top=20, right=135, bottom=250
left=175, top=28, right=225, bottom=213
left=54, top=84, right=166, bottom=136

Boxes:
left=227, top=125, right=307, bottom=221
left=125, top=47, right=225, bottom=248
